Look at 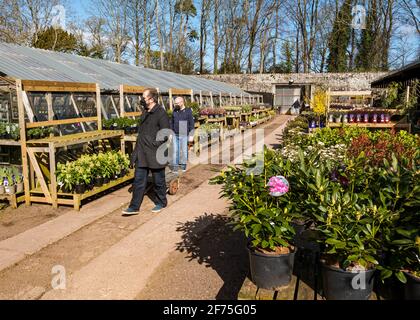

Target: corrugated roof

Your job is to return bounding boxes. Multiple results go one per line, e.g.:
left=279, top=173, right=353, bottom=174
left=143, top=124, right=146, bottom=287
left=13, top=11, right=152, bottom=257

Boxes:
left=371, top=59, right=420, bottom=87
left=0, top=42, right=247, bottom=95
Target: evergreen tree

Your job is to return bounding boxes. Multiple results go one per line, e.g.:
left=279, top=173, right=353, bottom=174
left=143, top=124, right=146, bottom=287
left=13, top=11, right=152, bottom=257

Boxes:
left=32, top=26, right=78, bottom=53
left=327, top=0, right=353, bottom=72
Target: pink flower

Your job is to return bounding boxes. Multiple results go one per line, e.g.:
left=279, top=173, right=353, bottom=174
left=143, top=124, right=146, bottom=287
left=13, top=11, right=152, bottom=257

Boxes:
left=267, top=176, right=289, bottom=196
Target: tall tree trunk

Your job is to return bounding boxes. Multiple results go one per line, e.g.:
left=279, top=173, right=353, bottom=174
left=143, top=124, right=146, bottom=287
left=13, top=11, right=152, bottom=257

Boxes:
left=155, top=0, right=164, bottom=70
left=213, top=0, right=220, bottom=74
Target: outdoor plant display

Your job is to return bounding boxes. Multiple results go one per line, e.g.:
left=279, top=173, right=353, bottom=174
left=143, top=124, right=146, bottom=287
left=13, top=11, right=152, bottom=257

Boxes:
left=225, top=106, right=242, bottom=116
left=279, top=124, right=420, bottom=299
left=242, top=105, right=252, bottom=113
left=56, top=151, right=130, bottom=194
left=210, top=147, right=299, bottom=289
left=186, top=102, right=201, bottom=120
left=27, top=126, right=53, bottom=139
left=199, top=107, right=212, bottom=117
left=103, top=117, right=138, bottom=134
left=311, top=88, right=327, bottom=128
left=0, top=122, right=20, bottom=140
left=0, top=166, right=23, bottom=195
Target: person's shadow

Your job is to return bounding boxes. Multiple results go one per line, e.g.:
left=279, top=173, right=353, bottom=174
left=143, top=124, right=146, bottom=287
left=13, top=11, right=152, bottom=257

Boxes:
left=175, top=213, right=249, bottom=299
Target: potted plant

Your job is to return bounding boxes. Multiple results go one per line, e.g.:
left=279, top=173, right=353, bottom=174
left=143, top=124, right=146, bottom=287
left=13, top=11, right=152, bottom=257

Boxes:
left=210, top=148, right=297, bottom=289
left=4, top=173, right=16, bottom=195
left=12, top=167, right=24, bottom=193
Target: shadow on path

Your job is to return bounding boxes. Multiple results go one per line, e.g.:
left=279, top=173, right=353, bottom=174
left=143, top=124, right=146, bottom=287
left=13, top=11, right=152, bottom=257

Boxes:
left=175, top=213, right=248, bottom=300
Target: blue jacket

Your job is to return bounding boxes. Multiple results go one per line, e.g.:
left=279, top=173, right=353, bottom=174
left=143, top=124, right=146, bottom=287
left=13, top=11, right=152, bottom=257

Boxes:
left=171, top=107, right=195, bottom=136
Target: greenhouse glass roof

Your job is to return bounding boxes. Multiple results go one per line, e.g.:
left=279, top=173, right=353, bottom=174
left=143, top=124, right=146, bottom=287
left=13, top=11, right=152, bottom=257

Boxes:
left=0, top=42, right=247, bottom=95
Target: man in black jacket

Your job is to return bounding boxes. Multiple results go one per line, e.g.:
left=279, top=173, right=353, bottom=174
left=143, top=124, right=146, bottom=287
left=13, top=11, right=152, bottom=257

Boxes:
left=122, top=88, right=170, bottom=216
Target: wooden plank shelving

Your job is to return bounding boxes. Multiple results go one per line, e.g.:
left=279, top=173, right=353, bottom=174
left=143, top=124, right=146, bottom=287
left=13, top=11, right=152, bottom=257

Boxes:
left=30, top=170, right=134, bottom=211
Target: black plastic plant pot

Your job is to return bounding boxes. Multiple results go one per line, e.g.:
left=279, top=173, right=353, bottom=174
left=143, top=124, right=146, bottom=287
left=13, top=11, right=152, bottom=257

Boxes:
left=291, top=220, right=307, bottom=246
left=94, top=177, right=104, bottom=187
left=103, top=177, right=110, bottom=184
left=247, top=245, right=295, bottom=290
left=404, top=271, right=420, bottom=300
left=374, top=275, right=405, bottom=300
left=74, top=184, right=86, bottom=194
left=321, top=262, right=376, bottom=300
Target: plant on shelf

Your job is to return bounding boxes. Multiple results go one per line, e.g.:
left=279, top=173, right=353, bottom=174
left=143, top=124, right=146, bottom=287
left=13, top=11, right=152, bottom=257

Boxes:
left=103, top=117, right=138, bottom=133
left=27, top=126, right=53, bottom=139
left=242, top=105, right=252, bottom=113
left=56, top=151, right=130, bottom=194
left=199, top=107, right=211, bottom=117
left=186, top=102, right=201, bottom=120
left=210, top=147, right=299, bottom=289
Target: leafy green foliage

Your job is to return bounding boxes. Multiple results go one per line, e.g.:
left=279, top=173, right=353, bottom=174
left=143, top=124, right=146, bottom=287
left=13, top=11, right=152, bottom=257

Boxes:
left=56, top=151, right=130, bottom=192
left=210, top=147, right=299, bottom=251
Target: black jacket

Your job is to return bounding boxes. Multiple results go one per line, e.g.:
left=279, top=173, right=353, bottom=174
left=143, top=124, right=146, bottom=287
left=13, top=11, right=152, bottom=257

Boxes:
left=130, top=104, right=170, bottom=169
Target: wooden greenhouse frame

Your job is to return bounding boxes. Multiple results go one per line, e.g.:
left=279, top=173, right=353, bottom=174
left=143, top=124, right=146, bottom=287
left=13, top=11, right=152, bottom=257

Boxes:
left=168, top=88, right=194, bottom=111
left=16, top=79, right=132, bottom=210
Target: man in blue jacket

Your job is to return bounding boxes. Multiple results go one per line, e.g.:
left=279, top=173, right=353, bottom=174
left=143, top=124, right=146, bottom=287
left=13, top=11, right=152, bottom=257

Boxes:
left=170, top=96, right=195, bottom=173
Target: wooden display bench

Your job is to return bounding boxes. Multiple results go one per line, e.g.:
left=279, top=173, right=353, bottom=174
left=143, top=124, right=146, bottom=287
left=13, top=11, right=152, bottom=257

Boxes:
left=226, top=114, right=241, bottom=130
left=0, top=191, right=25, bottom=209
left=25, top=129, right=126, bottom=209
left=0, top=139, right=20, bottom=146
left=30, top=170, right=134, bottom=211
left=327, top=116, right=411, bottom=132
left=16, top=79, right=130, bottom=210
left=241, top=112, right=252, bottom=122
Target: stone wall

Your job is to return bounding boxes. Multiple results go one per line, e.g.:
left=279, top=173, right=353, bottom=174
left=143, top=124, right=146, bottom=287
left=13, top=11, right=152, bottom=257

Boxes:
left=199, top=72, right=387, bottom=93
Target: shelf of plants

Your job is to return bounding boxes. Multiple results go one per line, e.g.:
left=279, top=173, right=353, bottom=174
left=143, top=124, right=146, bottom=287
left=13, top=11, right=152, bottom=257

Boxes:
left=211, top=113, right=420, bottom=300
left=326, top=89, right=411, bottom=131
left=15, top=79, right=130, bottom=210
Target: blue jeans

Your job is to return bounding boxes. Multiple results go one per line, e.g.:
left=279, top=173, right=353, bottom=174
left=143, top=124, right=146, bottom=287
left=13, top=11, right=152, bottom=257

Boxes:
left=171, top=134, right=188, bottom=171
left=129, top=167, right=167, bottom=210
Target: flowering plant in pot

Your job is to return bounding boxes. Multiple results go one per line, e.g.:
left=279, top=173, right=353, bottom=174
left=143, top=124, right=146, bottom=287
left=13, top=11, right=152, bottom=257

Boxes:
left=199, top=108, right=210, bottom=117
left=3, top=173, right=16, bottom=195
left=210, top=147, right=299, bottom=289
left=292, top=151, right=395, bottom=300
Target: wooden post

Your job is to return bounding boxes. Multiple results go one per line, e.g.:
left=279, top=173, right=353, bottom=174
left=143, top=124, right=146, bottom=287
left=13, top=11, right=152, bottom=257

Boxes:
left=119, top=84, right=125, bottom=117
left=16, top=79, right=31, bottom=206
left=46, top=93, right=53, bottom=121
left=96, top=84, right=102, bottom=130
left=240, top=94, right=243, bottom=106
left=406, top=86, right=410, bottom=105
left=169, top=89, right=173, bottom=111
left=209, top=92, right=214, bottom=108
left=199, top=90, right=203, bottom=107
left=49, top=142, right=58, bottom=208
left=191, top=91, right=194, bottom=102
left=219, top=92, right=223, bottom=107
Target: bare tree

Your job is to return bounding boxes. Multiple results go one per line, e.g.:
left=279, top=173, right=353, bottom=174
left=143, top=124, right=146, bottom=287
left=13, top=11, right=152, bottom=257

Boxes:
left=91, top=0, right=131, bottom=63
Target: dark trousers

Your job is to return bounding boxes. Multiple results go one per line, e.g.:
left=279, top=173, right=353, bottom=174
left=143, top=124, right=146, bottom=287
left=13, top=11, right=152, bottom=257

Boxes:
left=129, top=167, right=167, bottom=210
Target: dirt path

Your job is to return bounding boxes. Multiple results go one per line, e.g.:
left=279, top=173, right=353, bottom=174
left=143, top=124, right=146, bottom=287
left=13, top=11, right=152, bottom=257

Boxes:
left=0, top=116, right=289, bottom=300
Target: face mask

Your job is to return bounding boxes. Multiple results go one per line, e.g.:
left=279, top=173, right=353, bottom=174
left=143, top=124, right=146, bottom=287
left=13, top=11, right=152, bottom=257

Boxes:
left=174, top=104, right=180, bottom=110
left=140, top=97, right=148, bottom=109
